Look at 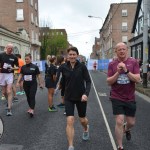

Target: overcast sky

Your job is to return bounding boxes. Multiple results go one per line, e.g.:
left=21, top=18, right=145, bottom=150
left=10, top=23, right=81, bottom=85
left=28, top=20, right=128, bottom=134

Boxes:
left=39, top=0, right=137, bottom=58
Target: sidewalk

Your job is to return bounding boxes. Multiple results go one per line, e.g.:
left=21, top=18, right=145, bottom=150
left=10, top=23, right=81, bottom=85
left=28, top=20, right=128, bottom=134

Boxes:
left=135, top=82, right=150, bottom=97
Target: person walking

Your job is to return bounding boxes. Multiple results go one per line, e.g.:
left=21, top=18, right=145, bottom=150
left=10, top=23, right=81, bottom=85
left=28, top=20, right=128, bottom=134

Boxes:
left=16, top=53, right=43, bottom=117
left=61, top=47, right=91, bottom=150
left=15, top=54, right=25, bottom=95
left=107, top=42, right=141, bottom=150
left=45, top=55, right=57, bottom=112
left=0, top=43, right=19, bottom=116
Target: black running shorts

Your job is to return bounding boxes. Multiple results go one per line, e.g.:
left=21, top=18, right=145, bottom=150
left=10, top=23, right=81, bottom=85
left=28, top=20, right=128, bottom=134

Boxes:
left=111, top=98, right=136, bottom=117
left=65, top=100, right=87, bottom=118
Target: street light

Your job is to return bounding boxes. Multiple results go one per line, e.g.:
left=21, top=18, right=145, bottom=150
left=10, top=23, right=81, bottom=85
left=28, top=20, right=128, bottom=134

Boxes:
left=88, top=15, right=105, bottom=59
left=88, top=15, right=103, bottom=22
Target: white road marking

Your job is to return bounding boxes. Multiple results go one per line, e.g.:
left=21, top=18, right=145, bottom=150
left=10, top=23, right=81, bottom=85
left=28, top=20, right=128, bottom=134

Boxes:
left=89, top=72, right=117, bottom=150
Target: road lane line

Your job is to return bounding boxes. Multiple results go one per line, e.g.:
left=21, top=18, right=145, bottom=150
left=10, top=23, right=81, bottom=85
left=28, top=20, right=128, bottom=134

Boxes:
left=89, top=72, right=117, bottom=150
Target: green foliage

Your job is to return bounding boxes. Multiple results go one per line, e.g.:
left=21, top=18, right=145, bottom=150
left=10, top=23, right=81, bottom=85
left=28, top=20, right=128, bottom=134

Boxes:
left=40, top=30, right=68, bottom=59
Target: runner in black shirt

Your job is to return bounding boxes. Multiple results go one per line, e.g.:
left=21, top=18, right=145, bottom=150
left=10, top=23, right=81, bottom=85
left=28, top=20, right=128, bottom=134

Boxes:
left=0, top=43, right=19, bottom=116
left=16, top=53, right=43, bottom=117
left=61, top=47, right=91, bottom=150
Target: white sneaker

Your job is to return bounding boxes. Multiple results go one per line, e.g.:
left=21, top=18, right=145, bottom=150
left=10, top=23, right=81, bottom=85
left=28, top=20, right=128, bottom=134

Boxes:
left=68, top=146, right=74, bottom=150
left=82, top=125, right=89, bottom=141
left=6, top=109, right=12, bottom=116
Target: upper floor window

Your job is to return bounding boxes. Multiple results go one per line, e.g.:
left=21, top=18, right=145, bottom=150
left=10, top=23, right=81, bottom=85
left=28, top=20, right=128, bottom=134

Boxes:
left=122, top=36, right=128, bottom=43
left=16, top=9, right=24, bottom=21
left=35, top=3, right=38, bottom=10
left=122, top=10, right=128, bottom=17
left=138, top=17, right=143, bottom=34
left=31, top=13, right=34, bottom=23
left=16, top=0, right=23, bottom=2
left=122, top=22, right=128, bottom=32
left=30, top=0, right=33, bottom=6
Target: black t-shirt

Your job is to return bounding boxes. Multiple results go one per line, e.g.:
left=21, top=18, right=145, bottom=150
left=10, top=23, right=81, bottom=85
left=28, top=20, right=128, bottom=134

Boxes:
left=0, top=52, right=19, bottom=73
left=46, top=64, right=57, bottom=77
left=20, top=63, right=40, bottom=82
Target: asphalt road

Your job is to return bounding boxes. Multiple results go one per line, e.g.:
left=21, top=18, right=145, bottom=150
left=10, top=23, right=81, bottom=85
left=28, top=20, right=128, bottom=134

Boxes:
left=0, top=71, right=150, bottom=150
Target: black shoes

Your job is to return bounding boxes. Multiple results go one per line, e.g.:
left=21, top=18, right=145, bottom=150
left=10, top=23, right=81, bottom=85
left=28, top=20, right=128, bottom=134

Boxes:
left=123, top=122, right=131, bottom=141
left=118, top=147, right=124, bottom=150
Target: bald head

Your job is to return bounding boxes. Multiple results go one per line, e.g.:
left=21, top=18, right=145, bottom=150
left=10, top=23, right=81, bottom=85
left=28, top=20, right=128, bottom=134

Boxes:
left=115, top=42, right=128, bottom=61
left=5, top=43, right=13, bottom=54
left=115, top=42, right=128, bottom=51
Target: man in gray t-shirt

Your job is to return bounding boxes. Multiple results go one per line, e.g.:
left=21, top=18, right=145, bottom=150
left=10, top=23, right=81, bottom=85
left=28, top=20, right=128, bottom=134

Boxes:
left=107, top=42, right=140, bottom=150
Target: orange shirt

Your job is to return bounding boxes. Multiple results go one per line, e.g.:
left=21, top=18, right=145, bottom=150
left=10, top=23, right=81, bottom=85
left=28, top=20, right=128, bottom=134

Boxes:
left=18, top=58, right=24, bottom=73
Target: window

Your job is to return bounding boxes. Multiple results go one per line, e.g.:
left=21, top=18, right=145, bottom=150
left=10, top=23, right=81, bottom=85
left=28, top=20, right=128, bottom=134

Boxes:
left=122, top=22, right=128, bottom=31
left=122, top=10, right=128, bottom=17
left=30, top=0, right=33, bottom=6
left=16, top=0, right=23, bottom=2
left=35, top=3, right=38, bottom=10
left=31, top=13, right=34, bottom=23
left=122, top=36, right=128, bottom=43
left=16, top=9, right=24, bottom=21
left=138, top=17, right=143, bottom=34
left=35, top=16, right=38, bottom=26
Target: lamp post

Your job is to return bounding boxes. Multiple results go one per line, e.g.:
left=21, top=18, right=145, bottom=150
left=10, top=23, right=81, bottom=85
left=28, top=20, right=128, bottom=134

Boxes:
left=88, top=15, right=105, bottom=59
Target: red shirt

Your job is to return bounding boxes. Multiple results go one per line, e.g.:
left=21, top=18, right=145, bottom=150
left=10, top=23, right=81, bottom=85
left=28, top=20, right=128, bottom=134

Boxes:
left=107, top=57, right=140, bottom=102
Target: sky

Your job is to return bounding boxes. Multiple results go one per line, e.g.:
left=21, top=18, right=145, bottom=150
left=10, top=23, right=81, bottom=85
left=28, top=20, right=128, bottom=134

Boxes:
left=39, top=0, right=137, bottom=58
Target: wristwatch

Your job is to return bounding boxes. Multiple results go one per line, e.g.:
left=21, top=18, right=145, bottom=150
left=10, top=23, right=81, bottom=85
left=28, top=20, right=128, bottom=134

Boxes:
left=125, top=69, right=129, bottom=74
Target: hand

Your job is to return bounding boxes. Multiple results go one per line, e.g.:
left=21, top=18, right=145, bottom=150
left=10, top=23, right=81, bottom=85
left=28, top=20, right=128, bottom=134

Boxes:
left=117, top=62, right=127, bottom=72
left=81, top=94, right=88, bottom=102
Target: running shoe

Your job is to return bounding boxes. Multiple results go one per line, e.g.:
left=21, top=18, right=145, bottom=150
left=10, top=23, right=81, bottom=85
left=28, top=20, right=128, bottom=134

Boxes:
left=13, top=96, right=18, bottom=102
left=123, top=122, right=131, bottom=141
left=118, top=147, right=124, bottom=150
left=82, top=125, right=89, bottom=141
left=19, top=91, right=25, bottom=95
left=48, top=106, right=58, bottom=112
left=1, top=96, right=6, bottom=100
left=6, top=109, right=12, bottom=116
left=57, top=103, right=65, bottom=108
left=68, top=146, right=74, bottom=150
left=16, top=91, right=21, bottom=95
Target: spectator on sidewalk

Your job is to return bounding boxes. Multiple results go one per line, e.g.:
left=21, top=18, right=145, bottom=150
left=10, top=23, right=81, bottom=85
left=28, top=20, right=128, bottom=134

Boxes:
left=107, top=42, right=141, bottom=150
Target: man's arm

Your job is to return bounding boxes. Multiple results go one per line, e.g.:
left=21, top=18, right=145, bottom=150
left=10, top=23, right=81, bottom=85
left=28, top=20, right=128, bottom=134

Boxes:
left=107, top=72, right=120, bottom=86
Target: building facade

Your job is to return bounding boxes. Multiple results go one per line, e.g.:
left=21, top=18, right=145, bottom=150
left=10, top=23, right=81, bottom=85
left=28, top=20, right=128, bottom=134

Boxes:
left=129, top=0, right=150, bottom=61
left=99, top=2, right=137, bottom=59
left=0, top=25, right=30, bottom=59
left=0, top=0, right=41, bottom=60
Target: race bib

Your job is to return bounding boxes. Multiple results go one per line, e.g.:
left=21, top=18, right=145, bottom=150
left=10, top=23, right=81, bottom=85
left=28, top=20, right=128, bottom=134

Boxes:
left=24, top=75, right=32, bottom=81
left=3, top=63, right=11, bottom=69
left=117, top=74, right=130, bottom=84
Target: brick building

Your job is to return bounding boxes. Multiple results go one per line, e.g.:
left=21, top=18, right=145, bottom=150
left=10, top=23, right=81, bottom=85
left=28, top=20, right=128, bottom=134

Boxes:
left=99, top=2, right=137, bottom=59
left=0, top=0, right=41, bottom=60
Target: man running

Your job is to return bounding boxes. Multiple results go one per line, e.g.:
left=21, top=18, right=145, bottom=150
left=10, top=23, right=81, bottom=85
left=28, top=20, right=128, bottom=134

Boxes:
left=0, top=43, right=19, bottom=116
left=107, top=42, right=141, bottom=150
left=61, top=47, right=91, bottom=150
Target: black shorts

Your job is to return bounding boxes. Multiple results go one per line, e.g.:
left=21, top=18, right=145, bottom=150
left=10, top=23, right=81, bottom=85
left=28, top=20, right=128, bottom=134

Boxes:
left=111, top=98, right=136, bottom=117
left=61, top=88, right=65, bottom=97
left=65, top=100, right=87, bottom=118
left=45, top=77, right=56, bottom=88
